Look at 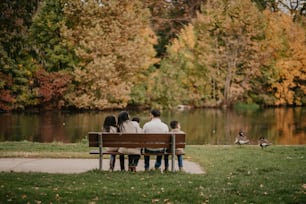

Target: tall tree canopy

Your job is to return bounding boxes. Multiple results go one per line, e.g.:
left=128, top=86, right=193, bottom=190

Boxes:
left=144, top=0, right=205, bottom=57
left=62, top=0, right=157, bottom=110
left=30, top=0, right=77, bottom=72
left=254, top=10, right=306, bottom=106
left=148, top=0, right=266, bottom=108
left=0, top=0, right=40, bottom=110
left=147, top=0, right=306, bottom=108
left=0, top=0, right=305, bottom=111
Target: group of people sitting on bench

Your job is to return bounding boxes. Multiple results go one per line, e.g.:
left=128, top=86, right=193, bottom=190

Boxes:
left=102, top=109, right=184, bottom=172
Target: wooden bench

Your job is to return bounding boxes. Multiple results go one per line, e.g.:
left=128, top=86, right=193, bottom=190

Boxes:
left=88, top=132, right=186, bottom=172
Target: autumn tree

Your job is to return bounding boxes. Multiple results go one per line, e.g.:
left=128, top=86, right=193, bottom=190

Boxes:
left=254, top=10, right=306, bottom=106
left=33, top=69, right=72, bottom=109
left=212, top=0, right=265, bottom=107
left=1, top=0, right=305, bottom=111
left=61, top=0, right=157, bottom=110
left=149, top=0, right=265, bottom=108
left=0, top=0, right=40, bottom=111
left=148, top=23, right=214, bottom=108
left=143, top=0, right=205, bottom=57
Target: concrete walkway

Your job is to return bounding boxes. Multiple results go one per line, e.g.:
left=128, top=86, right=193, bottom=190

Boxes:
left=0, top=158, right=205, bottom=174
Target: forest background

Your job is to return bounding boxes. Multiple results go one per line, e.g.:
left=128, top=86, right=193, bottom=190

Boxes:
left=0, top=0, right=305, bottom=112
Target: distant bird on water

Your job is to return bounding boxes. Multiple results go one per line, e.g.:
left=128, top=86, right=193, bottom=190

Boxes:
left=258, top=137, right=272, bottom=149
left=235, top=130, right=250, bottom=146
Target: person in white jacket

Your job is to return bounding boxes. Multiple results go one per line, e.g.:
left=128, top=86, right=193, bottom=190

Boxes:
left=143, top=109, right=169, bottom=171
left=117, top=111, right=142, bottom=172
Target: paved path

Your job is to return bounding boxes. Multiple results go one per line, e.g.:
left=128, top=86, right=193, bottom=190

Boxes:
left=0, top=158, right=205, bottom=174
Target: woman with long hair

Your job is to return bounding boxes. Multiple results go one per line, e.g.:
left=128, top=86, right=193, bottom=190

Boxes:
left=102, top=115, right=124, bottom=171
left=117, top=111, right=142, bottom=172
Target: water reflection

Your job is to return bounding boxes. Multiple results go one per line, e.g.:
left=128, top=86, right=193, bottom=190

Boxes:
left=0, top=108, right=305, bottom=145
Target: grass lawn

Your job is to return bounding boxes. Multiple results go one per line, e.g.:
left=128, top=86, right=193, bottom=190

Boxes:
left=0, top=142, right=305, bottom=203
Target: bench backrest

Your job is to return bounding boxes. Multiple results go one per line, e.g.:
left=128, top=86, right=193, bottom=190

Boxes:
left=88, top=132, right=185, bottom=149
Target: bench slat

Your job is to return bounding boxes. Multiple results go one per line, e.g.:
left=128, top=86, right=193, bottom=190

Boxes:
left=88, top=132, right=185, bottom=148
left=89, top=149, right=185, bottom=156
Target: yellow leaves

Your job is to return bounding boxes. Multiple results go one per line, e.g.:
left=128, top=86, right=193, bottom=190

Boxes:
left=180, top=24, right=196, bottom=49
left=169, top=24, right=195, bottom=54
left=262, top=9, right=306, bottom=106
left=152, top=198, right=160, bottom=203
left=163, top=199, right=173, bottom=204
left=62, top=0, right=158, bottom=110
left=272, top=81, right=294, bottom=105
left=142, top=27, right=158, bottom=45
left=151, top=198, right=173, bottom=204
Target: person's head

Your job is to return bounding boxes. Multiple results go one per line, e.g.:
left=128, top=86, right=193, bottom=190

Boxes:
left=151, top=109, right=161, bottom=118
left=117, top=111, right=129, bottom=126
left=103, top=115, right=117, bottom=132
left=132, top=117, right=140, bottom=123
left=170, top=120, right=180, bottom=130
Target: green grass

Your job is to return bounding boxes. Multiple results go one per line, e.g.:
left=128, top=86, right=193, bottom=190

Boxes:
left=0, top=142, right=305, bottom=203
left=233, top=102, right=260, bottom=111
left=0, top=141, right=90, bottom=158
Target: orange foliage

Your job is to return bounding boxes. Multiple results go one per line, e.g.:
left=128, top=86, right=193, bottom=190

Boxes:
left=0, top=73, right=15, bottom=111
left=263, top=11, right=306, bottom=105
left=62, top=0, right=157, bottom=110
left=34, top=69, right=72, bottom=109
left=0, top=89, right=15, bottom=111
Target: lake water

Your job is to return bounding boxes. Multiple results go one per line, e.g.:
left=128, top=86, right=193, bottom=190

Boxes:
left=0, top=107, right=305, bottom=145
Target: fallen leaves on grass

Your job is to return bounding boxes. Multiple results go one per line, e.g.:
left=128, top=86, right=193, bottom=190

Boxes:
left=152, top=198, right=160, bottom=203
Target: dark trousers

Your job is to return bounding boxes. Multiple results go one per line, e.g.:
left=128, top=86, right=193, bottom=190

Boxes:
left=144, top=149, right=166, bottom=170
left=128, top=155, right=140, bottom=167
left=110, top=154, right=125, bottom=171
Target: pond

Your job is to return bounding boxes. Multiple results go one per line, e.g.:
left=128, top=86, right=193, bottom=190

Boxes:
left=0, top=107, right=305, bottom=145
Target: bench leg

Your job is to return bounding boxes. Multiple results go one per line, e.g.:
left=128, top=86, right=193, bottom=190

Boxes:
left=99, top=146, right=103, bottom=171
left=99, top=133, right=103, bottom=171
left=171, top=134, right=176, bottom=172
left=171, top=154, right=175, bottom=172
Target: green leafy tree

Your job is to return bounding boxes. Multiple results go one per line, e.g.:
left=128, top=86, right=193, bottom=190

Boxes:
left=0, top=0, right=40, bottom=111
left=148, top=23, right=213, bottom=108
left=30, top=0, right=77, bottom=72
left=62, top=0, right=157, bottom=110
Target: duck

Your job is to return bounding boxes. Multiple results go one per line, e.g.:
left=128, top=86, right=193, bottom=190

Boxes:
left=258, top=137, right=272, bottom=149
left=234, top=130, right=250, bottom=145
